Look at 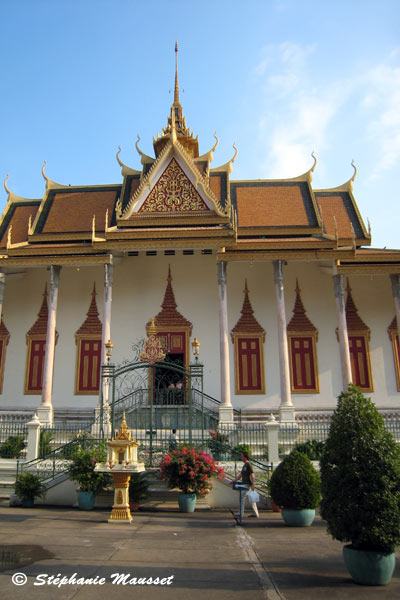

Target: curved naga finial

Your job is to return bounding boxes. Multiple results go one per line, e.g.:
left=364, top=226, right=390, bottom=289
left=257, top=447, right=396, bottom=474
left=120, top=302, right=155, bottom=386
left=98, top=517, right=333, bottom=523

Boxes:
left=41, top=160, right=49, bottom=183
left=311, top=150, right=317, bottom=172
left=350, top=159, right=357, bottom=182
left=197, top=131, right=219, bottom=163
left=3, top=173, right=10, bottom=195
left=135, top=135, right=154, bottom=165
left=116, top=146, right=124, bottom=167
left=210, top=141, right=238, bottom=174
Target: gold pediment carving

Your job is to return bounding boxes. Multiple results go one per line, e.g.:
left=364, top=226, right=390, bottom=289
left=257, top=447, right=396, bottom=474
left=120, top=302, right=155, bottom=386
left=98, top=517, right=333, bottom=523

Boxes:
left=138, top=158, right=209, bottom=213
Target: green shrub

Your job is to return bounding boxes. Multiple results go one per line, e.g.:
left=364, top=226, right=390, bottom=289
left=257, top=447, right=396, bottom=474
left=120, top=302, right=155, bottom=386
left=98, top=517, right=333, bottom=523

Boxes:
left=294, top=439, right=325, bottom=461
left=67, top=440, right=112, bottom=495
left=320, top=384, right=400, bottom=554
left=233, top=444, right=252, bottom=458
left=14, top=472, right=46, bottom=502
left=0, top=435, right=25, bottom=458
left=39, top=430, right=53, bottom=457
left=269, top=450, right=321, bottom=509
left=129, top=472, right=149, bottom=503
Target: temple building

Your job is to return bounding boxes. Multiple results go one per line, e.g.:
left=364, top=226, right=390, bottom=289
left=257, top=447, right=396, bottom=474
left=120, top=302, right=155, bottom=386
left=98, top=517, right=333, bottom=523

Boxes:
left=0, top=45, right=400, bottom=426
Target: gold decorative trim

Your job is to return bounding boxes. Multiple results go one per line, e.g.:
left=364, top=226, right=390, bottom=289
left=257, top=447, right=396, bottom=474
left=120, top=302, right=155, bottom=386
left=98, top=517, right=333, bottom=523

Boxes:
left=388, top=327, right=400, bottom=392
left=0, top=322, right=10, bottom=394
left=237, top=226, right=325, bottom=237
left=217, top=249, right=356, bottom=262
left=0, top=255, right=113, bottom=267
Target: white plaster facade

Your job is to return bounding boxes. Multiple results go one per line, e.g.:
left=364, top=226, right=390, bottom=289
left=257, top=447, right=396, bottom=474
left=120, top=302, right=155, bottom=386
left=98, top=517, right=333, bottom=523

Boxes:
left=0, top=252, right=398, bottom=417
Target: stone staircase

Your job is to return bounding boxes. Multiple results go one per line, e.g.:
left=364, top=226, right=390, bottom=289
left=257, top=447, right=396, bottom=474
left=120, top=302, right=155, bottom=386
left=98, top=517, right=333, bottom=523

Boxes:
left=0, top=459, right=18, bottom=498
left=140, top=468, right=209, bottom=510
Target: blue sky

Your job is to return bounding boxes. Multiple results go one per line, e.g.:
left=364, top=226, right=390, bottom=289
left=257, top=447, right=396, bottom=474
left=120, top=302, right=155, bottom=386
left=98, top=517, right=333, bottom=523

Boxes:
left=0, top=0, right=399, bottom=249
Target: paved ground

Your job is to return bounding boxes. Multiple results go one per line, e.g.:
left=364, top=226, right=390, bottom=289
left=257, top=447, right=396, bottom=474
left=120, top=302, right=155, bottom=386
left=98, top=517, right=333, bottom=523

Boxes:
left=0, top=502, right=399, bottom=600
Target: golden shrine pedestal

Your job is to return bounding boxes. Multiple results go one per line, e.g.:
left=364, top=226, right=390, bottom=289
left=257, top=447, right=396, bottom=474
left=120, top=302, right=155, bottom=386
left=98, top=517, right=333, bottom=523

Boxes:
left=95, top=412, right=145, bottom=524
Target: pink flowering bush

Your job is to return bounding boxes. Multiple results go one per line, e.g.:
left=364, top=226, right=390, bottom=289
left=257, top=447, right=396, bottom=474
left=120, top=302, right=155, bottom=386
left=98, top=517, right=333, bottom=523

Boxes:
left=159, top=446, right=225, bottom=496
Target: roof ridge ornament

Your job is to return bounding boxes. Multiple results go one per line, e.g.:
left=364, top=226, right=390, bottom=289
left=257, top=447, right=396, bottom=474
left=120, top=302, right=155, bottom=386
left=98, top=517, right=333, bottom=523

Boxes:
left=285, top=151, right=317, bottom=182
left=317, top=160, right=358, bottom=193
left=211, top=142, right=238, bottom=174
left=135, top=135, right=155, bottom=165
left=41, top=160, right=64, bottom=191
left=116, top=146, right=141, bottom=176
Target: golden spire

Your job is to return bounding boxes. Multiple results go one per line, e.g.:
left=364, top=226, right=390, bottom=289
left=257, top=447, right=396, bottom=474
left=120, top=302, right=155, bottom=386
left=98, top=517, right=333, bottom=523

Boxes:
left=174, top=40, right=180, bottom=105
left=153, top=42, right=199, bottom=158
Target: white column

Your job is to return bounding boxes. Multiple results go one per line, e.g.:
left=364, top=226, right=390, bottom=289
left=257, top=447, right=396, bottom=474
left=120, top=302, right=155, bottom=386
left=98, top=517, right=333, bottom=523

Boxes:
left=273, top=261, right=295, bottom=423
left=332, top=271, right=352, bottom=389
left=101, top=263, right=114, bottom=366
left=390, top=274, right=400, bottom=343
left=38, top=265, right=61, bottom=424
left=265, top=414, right=280, bottom=465
left=217, top=260, right=233, bottom=424
left=0, top=272, right=5, bottom=324
left=95, top=263, right=113, bottom=433
left=26, top=414, right=41, bottom=461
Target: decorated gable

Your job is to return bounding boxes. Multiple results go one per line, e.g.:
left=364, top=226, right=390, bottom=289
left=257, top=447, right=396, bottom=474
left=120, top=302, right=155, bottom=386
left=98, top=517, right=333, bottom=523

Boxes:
left=139, top=158, right=209, bottom=213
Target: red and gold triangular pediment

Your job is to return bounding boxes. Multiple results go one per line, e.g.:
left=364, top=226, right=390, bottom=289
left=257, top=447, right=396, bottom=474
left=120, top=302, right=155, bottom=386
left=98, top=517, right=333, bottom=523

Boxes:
left=138, top=158, right=209, bottom=213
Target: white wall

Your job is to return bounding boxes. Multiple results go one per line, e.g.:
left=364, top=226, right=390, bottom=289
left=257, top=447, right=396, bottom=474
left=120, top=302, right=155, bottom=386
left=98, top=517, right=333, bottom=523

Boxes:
left=1, top=254, right=399, bottom=415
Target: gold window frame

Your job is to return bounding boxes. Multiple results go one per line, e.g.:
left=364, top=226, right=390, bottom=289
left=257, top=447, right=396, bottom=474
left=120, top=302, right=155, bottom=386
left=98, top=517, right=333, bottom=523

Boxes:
left=0, top=331, right=10, bottom=394
left=232, top=333, right=266, bottom=395
left=75, top=334, right=102, bottom=395
left=389, top=330, right=400, bottom=392
left=348, top=332, right=374, bottom=393
left=287, top=332, right=319, bottom=394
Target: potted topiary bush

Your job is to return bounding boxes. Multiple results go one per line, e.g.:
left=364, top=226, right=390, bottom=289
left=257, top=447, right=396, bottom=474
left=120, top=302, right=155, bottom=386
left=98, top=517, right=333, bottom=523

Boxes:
left=320, top=384, right=400, bottom=586
left=269, top=449, right=321, bottom=526
left=14, top=471, right=46, bottom=507
left=129, top=471, right=148, bottom=511
left=67, top=440, right=112, bottom=510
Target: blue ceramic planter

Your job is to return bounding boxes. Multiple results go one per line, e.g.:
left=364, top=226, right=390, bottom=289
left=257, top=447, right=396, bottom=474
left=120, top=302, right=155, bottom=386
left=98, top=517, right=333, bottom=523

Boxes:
left=77, top=491, right=95, bottom=510
left=343, top=546, right=395, bottom=586
left=178, top=493, right=197, bottom=512
left=281, top=508, right=315, bottom=527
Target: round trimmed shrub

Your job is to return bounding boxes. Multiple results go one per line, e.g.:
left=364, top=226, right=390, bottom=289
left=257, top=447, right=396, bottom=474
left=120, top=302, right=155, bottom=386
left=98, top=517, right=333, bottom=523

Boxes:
left=269, top=449, right=321, bottom=509
left=320, top=385, right=400, bottom=554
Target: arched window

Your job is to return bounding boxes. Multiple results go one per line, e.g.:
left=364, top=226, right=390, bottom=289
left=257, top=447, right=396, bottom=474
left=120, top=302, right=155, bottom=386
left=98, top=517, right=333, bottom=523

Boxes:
left=25, top=286, right=58, bottom=394
left=287, top=281, right=319, bottom=393
left=387, top=317, right=400, bottom=392
left=231, top=281, right=266, bottom=394
left=75, top=285, right=102, bottom=394
left=340, top=281, right=373, bottom=392
left=0, top=318, right=10, bottom=393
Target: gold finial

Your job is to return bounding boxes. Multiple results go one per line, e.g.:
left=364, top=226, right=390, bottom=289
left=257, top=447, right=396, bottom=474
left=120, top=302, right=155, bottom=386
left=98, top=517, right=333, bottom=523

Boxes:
left=311, top=151, right=317, bottom=172
left=148, top=317, right=157, bottom=336
left=174, top=40, right=180, bottom=105
left=116, top=410, right=131, bottom=441
left=116, top=146, right=123, bottom=167
left=4, top=173, right=10, bottom=195
left=350, top=159, right=357, bottom=183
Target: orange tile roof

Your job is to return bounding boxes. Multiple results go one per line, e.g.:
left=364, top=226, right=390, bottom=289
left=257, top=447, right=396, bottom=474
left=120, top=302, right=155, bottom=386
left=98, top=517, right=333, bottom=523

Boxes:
left=234, top=184, right=311, bottom=228
left=0, top=204, right=39, bottom=248
left=315, top=194, right=353, bottom=239
left=41, top=191, right=118, bottom=233
left=209, top=175, right=221, bottom=202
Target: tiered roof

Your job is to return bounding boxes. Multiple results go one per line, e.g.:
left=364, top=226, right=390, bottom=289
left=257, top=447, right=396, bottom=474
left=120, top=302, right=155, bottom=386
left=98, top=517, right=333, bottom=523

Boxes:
left=0, top=46, right=399, bottom=274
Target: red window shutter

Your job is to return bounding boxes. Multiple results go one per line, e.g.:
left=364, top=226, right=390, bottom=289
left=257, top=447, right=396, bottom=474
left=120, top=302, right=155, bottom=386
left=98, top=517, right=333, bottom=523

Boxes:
left=290, top=336, right=316, bottom=390
left=349, top=336, right=370, bottom=389
left=78, top=339, right=101, bottom=392
left=28, top=339, right=46, bottom=391
left=237, top=338, right=262, bottom=392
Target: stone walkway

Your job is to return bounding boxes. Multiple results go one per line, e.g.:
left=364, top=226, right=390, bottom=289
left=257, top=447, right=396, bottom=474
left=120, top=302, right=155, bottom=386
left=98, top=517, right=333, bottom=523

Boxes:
left=0, top=503, right=398, bottom=599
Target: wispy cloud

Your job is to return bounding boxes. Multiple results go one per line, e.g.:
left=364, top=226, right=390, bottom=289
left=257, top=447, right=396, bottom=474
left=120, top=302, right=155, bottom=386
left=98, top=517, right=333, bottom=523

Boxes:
left=253, top=42, right=348, bottom=178
left=360, top=53, right=400, bottom=180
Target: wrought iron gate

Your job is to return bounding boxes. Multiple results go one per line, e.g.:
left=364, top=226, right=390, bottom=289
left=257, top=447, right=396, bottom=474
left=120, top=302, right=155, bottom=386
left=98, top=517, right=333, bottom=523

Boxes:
left=99, top=359, right=220, bottom=465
